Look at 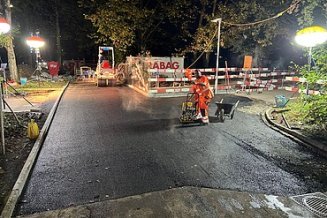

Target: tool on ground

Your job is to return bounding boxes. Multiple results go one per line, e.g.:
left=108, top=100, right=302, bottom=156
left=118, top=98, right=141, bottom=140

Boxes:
left=27, top=119, right=39, bottom=140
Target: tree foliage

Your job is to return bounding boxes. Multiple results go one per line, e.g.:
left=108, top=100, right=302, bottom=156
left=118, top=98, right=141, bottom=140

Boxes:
left=295, top=0, right=327, bottom=27
left=6, top=0, right=327, bottom=68
left=79, top=0, right=309, bottom=67
left=189, top=1, right=301, bottom=66
left=289, top=0, right=327, bottom=130
left=79, top=0, right=196, bottom=57
left=293, top=44, right=327, bottom=130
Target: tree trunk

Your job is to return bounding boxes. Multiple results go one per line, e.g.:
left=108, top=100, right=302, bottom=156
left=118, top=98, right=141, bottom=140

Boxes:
left=54, top=0, right=62, bottom=65
left=5, top=0, right=19, bottom=81
left=253, top=45, right=263, bottom=68
left=5, top=39, right=18, bottom=81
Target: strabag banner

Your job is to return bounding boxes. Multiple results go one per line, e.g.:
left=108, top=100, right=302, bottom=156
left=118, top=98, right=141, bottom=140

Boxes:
left=145, top=57, right=184, bottom=71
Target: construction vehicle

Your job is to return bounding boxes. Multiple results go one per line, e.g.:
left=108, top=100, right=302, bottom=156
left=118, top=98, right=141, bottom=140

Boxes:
left=95, top=46, right=116, bottom=87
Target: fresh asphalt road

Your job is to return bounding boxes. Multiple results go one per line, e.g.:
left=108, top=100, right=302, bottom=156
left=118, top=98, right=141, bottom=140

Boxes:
left=16, top=83, right=327, bottom=215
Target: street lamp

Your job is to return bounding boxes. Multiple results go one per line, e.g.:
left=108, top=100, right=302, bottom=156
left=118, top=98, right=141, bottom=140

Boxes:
left=295, top=25, right=327, bottom=94
left=26, top=33, right=45, bottom=83
left=0, top=17, right=10, bottom=82
left=26, top=34, right=45, bottom=67
left=0, top=17, right=10, bottom=155
left=0, top=17, right=10, bottom=34
left=211, top=18, right=222, bottom=94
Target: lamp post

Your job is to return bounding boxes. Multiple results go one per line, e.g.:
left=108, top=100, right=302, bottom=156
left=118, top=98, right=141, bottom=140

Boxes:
left=211, top=18, right=222, bottom=94
left=26, top=33, right=45, bottom=85
left=0, top=17, right=10, bottom=155
left=26, top=34, right=45, bottom=68
left=295, top=25, right=327, bottom=94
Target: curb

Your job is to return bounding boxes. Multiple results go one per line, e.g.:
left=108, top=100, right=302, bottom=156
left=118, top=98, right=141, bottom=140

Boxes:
left=14, top=187, right=313, bottom=218
left=262, top=108, right=327, bottom=158
left=0, top=82, right=70, bottom=218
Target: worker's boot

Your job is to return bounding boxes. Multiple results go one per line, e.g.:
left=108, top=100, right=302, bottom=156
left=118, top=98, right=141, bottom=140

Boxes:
left=196, top=112, right=203, bottom=120
left=202, top=109, right=209, bottom=124
left=202, top=116, right=209, bottom=124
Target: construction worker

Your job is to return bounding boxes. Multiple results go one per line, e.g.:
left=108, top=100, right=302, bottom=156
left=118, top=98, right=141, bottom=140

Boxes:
left=192, top=70, right=214, bottom=123
left=185, top=68, right=192, bottom=80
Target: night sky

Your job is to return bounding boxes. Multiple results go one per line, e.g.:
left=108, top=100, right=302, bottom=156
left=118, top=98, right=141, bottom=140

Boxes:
left=4, top=1, right=321, bottom=69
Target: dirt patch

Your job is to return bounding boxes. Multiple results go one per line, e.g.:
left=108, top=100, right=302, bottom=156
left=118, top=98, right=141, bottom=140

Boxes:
left=0, top=91, right=59, bottom=212
left=238, top=98, right=272, bottom=115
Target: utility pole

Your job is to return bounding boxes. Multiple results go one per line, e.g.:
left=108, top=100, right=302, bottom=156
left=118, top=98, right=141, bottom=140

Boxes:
left=211, top=18, right=222, bottom=94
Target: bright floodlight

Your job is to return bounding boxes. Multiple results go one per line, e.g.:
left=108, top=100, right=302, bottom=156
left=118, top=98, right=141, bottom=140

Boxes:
left=26, top=36, right=45, bottom=48
left=0, top=17, right=10, bottom=34
left=295, top=26, right=327, bottom=47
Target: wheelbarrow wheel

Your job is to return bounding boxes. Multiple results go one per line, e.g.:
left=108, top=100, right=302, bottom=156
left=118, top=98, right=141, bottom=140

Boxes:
left=219, top=109, right=225, bottom=122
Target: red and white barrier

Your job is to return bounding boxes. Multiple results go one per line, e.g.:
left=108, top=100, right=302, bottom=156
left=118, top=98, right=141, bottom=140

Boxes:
left=145, top=67, right=325, bottom=97
left=148, top=71, right=298, bottom=82
left=285, top=77, right=325, bottom=85
left=147, top=67, right=269, bottom=74
left=149, top=85, right=232, bottom=94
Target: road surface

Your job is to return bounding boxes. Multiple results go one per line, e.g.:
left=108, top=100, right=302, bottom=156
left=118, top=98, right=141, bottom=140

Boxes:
left=16, top=83, right=327, bottom=215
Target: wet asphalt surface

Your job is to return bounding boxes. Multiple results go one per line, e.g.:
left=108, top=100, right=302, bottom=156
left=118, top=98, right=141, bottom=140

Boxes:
left=16, top=83, right=327, bottom=215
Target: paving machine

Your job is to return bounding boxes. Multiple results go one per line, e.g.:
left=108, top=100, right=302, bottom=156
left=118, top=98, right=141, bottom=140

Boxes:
left=95, top=46, right=116, bottom=87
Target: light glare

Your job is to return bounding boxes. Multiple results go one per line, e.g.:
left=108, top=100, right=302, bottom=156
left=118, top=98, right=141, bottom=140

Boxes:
left=26, top=36, right=45, bottom=48
left=295, top=26, right=327, bottom=47
left=0, top=18, right=10, bottom=34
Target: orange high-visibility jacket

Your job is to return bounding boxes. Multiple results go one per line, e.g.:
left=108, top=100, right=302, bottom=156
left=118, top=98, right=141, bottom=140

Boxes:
left=192, top=76, right=214, bottom=110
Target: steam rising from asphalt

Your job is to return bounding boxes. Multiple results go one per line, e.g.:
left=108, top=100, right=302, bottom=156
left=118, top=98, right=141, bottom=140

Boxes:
left=120, top=91, right=179, bottom=132
left=121, top=93, right=153, bottom=114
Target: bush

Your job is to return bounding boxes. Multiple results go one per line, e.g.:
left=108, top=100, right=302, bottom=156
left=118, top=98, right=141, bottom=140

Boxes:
left=290, top=44, right=327, bottom=131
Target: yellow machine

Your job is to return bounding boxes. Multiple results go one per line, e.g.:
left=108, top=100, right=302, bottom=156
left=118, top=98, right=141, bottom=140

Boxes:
left=95, top=46, right=116, bottom=87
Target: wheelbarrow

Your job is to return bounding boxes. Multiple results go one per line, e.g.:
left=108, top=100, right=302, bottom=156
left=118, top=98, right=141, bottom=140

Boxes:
left=215, top=99, right=240, bottom=122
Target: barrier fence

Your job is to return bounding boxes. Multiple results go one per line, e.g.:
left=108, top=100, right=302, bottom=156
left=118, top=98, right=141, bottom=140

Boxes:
left=125, top=57, right=323, bottom=97
left=145, top=68, right=305, bottom=97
